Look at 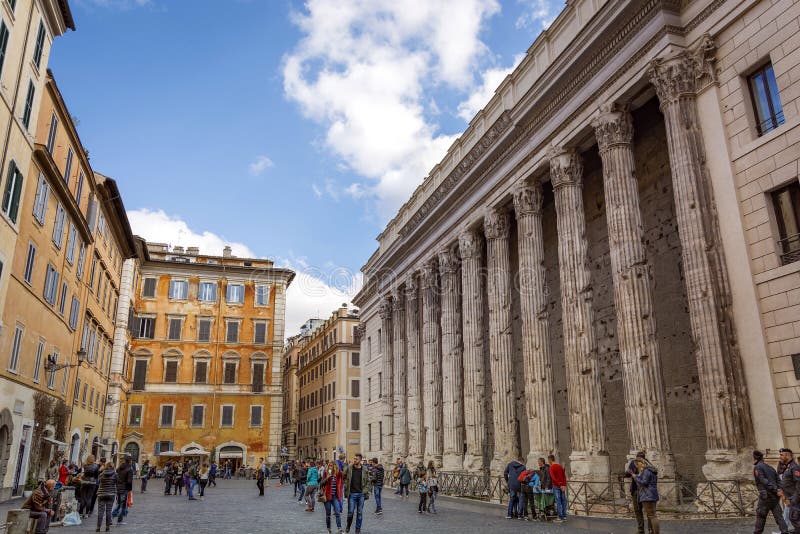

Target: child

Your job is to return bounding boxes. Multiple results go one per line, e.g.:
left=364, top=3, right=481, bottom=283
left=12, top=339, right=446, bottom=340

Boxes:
left=417, top=473, right=428, bottom=513
left=427, top=471, right=438, bottom=514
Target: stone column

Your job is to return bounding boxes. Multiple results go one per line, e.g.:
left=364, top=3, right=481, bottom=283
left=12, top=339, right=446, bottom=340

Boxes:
left=379, top=296, right=394, bottom=463
left=421, top=259, right=444, bottom=466
left=459, top=229, right=488, bottom=473
left=550, top=147, right=609, bottom=481
left=484, top=207, right=519, bottom=475
left=592, top=104, right=675, bottom=476
left=649, top=38, right=753, bottom=479
left=513, top=181, right=558, bottom=465
left=439, top=247, right=465, bottom=471
left=404, top=275, right=424, bottom=464
left=392, top=288, right=408, bottom=459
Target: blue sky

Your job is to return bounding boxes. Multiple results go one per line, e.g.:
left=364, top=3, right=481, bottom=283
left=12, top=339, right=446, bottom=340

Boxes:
left=50, top=0, right=563, bottom=334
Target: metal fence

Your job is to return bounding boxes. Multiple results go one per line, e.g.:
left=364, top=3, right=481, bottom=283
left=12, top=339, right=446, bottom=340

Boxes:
left=431, top=471, right=757, bottom=519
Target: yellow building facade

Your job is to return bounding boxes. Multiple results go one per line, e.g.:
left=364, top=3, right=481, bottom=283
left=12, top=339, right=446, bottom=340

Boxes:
left=121, top=243, right=293, bottom=467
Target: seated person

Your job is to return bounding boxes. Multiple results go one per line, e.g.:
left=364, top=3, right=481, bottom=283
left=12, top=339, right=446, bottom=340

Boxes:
left=22, top=479, right=56, bottom=534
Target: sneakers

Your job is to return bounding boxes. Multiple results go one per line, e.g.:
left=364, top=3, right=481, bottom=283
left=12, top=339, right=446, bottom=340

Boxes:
left=375, top=509, right=383, bottom=515
left=505, top=516, right=513, bottom=519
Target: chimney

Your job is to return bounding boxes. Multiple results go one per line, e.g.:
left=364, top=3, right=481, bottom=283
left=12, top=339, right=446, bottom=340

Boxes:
left=223, top=246, right=232, bottom=258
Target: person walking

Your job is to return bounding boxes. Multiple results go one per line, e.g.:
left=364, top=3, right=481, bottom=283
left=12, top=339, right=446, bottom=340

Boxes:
left=187, top=461, right=198, bottom=500
left=503, top=457, right=526, bottom=519
left=208, top=461, right=217, bottom=487
left=113, top=457, right=133, bottom=525
left=95, top=461, right=117, bottom=532
left=427, top=466, right=438, bottom=514
left=548, top=454, right=567, bottom=522
left=344, top=454, right=371, bottom=534
left=198, top=464, right=210, bottom=499
left=322, top=461, right=344, bottom=534
left=79, top=455, right=99, bottom=519
left=256, top=460, right=266, bottom=497
left=305, top=460, right=320, bottom=511
left=625, top=452, right=648, bottom=533
left=752, top=450, right=789, bottom=534
left=398, top=462, right=411, bottom=499
left=392, top=458, right=402, bottom=494
left=297, top=461, right=308, bottom=504
left=417, top=472, right=428, bottom=514
left=780, top=448, right=800, bottom=532
left=633, top=457, right=660, bottom=534
left=370, top=458, right=384, bottom=514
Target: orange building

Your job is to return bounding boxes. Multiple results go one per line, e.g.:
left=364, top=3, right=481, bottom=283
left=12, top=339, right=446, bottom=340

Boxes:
left=120, top=243, right=293, bottom=468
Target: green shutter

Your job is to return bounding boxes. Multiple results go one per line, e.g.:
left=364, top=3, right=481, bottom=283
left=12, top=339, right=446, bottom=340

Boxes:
left=1, top=161, right=14, bottom=214
left=10, top=167, right=23, bottom=222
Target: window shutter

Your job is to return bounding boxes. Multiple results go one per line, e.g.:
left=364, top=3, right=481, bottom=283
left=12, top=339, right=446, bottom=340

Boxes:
left=143, top=278, right=156, bottom=298
left=195, top=361, right=207, bottom=383
left=9, top=165, right=23, bottom=222
left=165, top=361, right=177, bottom=383
left=224, top=362, right=236, bottom=384
left=154, top=441, right=161, bottom=455
left=132, top=360, right=147, bottom=390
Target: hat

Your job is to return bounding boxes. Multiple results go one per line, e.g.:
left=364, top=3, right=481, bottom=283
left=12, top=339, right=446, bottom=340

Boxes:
left=635, top=452, right=646, bottom=459
left=753, top=450, right=764, bottom=460
left=780, top=448, right=794, bottom=455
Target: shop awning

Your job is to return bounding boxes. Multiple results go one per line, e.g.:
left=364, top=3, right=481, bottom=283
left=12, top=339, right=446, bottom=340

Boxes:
left=219, top=452, right=242, bottom=459
left=42, top=437, right=67, bottom=449
left=158, top=451, right=181, bottom=457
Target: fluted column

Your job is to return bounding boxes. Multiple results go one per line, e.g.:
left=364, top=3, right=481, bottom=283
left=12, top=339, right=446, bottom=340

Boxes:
left=649, top=37, right=753, bottom=479
left=421, top=260, right=444, bottom=466
left=379, top=296, right=394, bottom=462
left=592, top=104, right=675, bottom=476
left=392, top=288, right=408, bottom=459
left=513, top=181, right=558, bottom=465
left=550, top=147, right=609, bottom=481
left=405, top=275, right=424, bottom=464
left=485, top=207, right=519, bottom=475
left=439, top=247, right=464, bottom=471
left=459, top=229, right=488, bottom=473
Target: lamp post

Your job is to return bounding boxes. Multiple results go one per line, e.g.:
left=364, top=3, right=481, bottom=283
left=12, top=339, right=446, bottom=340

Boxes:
left=52, top=348, right=86, bottom=462
left=330, top=407, right=340, bottom=461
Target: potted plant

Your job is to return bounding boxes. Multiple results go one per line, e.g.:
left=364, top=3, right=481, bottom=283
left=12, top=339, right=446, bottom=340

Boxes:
left=23, top=470, right=38, bottom=498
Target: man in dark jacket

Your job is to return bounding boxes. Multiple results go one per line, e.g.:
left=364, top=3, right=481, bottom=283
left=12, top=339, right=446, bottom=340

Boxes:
left=625, top=452, right=647, bottom=534
left=370, top=458, right=385, bottom=515
left=633, top=461, right=659, bottom=534
left=296, top=462, right=307, bottom=503
left=23, top=479, right=55, bottom=534
left=779, top=448, right=800, bottom=531
left=344, top=454, right=371, bottom=534
left=503, top=457, right=526, bottom=519
left=753, top=450, right=789, bottom=534
left=113, top=457, right=133, bottom=524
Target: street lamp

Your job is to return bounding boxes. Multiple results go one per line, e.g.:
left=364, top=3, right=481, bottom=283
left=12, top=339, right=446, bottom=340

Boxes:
left=44, top=348, right=86, bottom=376
left=105, top=391, right=132, bottom=406
left=62, top=348, right=87, bottom=463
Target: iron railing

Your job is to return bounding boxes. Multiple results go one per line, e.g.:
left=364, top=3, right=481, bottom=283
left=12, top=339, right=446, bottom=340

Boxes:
left=779, top=233, right=800, bottom=265
left=429, top=471, right=758, bottom=518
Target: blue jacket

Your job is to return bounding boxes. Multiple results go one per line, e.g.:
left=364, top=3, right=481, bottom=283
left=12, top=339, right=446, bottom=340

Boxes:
left=504, top=461, right=526, bottom=491
left=634, top=466, right=659, bottom=502
left=306, top=466, right=319, bottom=486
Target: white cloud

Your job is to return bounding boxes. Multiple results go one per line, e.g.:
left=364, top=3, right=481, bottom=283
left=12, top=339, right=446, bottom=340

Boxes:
left=283, top=0, right=500, bottom=219
left=457, top=53, right=525, bottom=121
left=126, top=208, right=359, bottom=339
left=516, top=0, right=561, bottom=30
left=248, top=155, right=274, bottom=176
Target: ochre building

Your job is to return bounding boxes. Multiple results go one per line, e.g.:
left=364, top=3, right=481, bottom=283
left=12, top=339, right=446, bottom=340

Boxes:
left=354, top=0, right=799, bottom=485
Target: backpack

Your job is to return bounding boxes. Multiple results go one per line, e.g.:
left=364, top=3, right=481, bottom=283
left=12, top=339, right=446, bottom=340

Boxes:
left=519, top=470, right=535, bottom=484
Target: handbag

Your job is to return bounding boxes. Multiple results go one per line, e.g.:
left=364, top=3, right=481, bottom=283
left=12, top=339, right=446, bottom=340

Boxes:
left=318, top=491, right=327, bottom=503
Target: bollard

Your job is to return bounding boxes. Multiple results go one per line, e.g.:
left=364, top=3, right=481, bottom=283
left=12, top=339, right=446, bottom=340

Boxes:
left=5, top=510, right=30, bottom=534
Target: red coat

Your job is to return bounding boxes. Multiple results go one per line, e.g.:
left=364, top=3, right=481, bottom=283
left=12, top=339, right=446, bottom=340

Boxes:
left=322, top=472, right=344, bottom=501
left=549, top=463, right=567, bottom=487
left=58, top=465, right=69, bottom=485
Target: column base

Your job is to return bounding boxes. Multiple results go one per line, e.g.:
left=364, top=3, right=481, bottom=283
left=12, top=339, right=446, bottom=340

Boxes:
left=702, top=448, right=752, bottom=481
left=490, top=455, right=515, bottom=477
left=528, top=449, right=559, bottom=469
left=628, top=449, right=676, bottom=480
left=463, top=452, right=487, bottom=474
left=568, top=451, right=610, bottom=482
left=442, top=454, right=463, bottom=472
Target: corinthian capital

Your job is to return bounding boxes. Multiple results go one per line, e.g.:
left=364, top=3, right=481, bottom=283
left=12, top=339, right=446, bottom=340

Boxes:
left=592, top=103, right=633, bottom=152
left=484, top=207, right=510, bottom=241
left=549, top=147, right=583, bottom=189
left=458, top=229, right=483, bottom=260
left=379, top=296, right=393, bottom=320
left=648, top=34, right=716, bottom=105
left=404, top=275, right=419, bottom=301
left=420, top=260, right=438, bottom=289
left=391, top=289, right=404, bottom=312
left=513, top=180, right=544, bottom=217
left=438, top=247, right=459, bottom=274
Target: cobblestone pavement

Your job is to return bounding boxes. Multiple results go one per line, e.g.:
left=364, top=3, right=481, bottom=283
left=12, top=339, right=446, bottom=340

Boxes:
left=0, top=479, right=770, bottom=533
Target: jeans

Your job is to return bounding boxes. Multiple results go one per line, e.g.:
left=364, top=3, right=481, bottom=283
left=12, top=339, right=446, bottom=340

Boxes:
left=199, top=480, right=207, bottom=497
left=642, top=501, right=659, bottom=534
left=324, top=497, right=343, bottom=530
left=554, top=486, right=567, bottom=519
left=398, top=483, right=409, bottom=496
left=141, top=476, right=148, bottom=492
left=347, top=492, right=365, bottom=532
left=79, top=483, right=96, bottom=515
left=374, top=485, right=382, bottom=510
left=189, top=478, right=199, bottom=498
left=257, top=478, right=265, bottom=495
left=297, top=483, right=306, bottom=502
left=114, top=491, right=128, bottom=522
left=418, top=492, right=427, bottom=512
left=28, top=510, right=50, bottom=534
left=507, top=489, right=522, bottom=517
left=96, top=495, right=114, bottom=529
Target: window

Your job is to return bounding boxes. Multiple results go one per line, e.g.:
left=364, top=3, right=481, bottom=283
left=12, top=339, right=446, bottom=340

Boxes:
left=226, top=321, right=239, bottom=343
left=194, top=361, right=208, bottom=383
left=168, top=279, right=188, bottom=300
left=52, top=203, right=66, bottom=248
left=367, top=377, right=371, bottom=402
left=223, top=362, right=237, bottom=384
left=73, top=378, right=80, bottom=403
left=132, top=360, right=147, bottom=390
left=65, top=225, right=77, bottom=264
left=197, top=318, right=212, bottom=342
left=23, top=242, right=35, bottom=283
left=0, top=22, right=9, bottom=77
left=46, top=112, right=58, bottom=154
left=68, top=296, right=80, bottom=329
left=76, top=245, right=85, bottom=280
left=19, top=77, right=36, bottom=130
left=164, top=360, right=178, bottom=383
left=136, top=316, right=155, bottom=339
left=221, top=405, right=234, bottom=427
left=254, top=284, right=270, bottom=306
left=226, top=283, right=243, bottom=304
left=58, top=281, right=67, bottom=315
left=191, top=405, right=204, bottom=427
left=167, top=317, right=183, bottom=341
left=252, top=362, right=264, bottom=392
left=33, top=339, right=44, bottom=382
left=379, top=421, right=383, bottom=450
left=32, top=21, right=45, bottom=68
left=141, top=277, right=156, bottom=298
left=32, top=174, right=49, bottom=224
left=368, top=424, right=372, bottom=450
left=351, top=379, right=360, bottom=398
left=351, top=352, right=360, bottom=367
left=748, top=62, right=784, bottom=136
left=198, top=281, right=217, bottom=302
left=43, top=264, right=59, bottom=305
left=250, top=405, right=263, bottom=427
left=253, top=321, right=267, bottom=344
left=128, top=405, right=143, bottom=427
left=160, top=405, right=174, bottom=427
left=81, top=383, right=87, bottom=405
left=75, top=171, right=83, bottom=206
left=378, top=372, right=382, bottom=398
left=88, top=388, right=93, bottom=410
left=63, top=148, right=73, bottom=185
left=772, top=182, right=800, bottom=265
left=2, top=160, right=23, bottom=222
left=47, top=350, right=58, bottom=389
left=351, top=411, right=360, bottom=431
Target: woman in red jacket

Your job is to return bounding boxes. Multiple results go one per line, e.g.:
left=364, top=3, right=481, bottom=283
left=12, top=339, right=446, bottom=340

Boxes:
left=320, top=461, right=344, bottom=534
left=57, top=459, right=70, bottom=489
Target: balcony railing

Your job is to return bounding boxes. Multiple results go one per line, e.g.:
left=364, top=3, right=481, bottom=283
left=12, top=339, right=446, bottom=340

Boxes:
left=252, top=383, right=264, bottom=393
left=779, top=232, right=800, bottom=265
